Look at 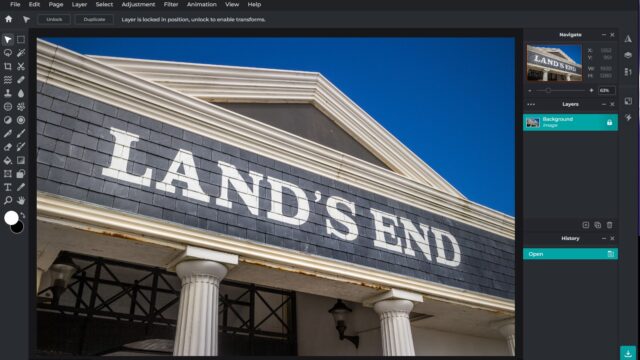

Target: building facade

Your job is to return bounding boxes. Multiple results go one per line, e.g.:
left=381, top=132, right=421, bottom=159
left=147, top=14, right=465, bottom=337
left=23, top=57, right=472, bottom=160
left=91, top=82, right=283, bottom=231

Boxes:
left=527, top=45, right=583, bottom=81
left=35, top=39, right=515, bottom=356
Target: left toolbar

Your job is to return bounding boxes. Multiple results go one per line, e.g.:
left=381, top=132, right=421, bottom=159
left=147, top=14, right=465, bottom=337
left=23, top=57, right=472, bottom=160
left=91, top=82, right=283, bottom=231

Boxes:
left=1, top=19, right=27, bottom=235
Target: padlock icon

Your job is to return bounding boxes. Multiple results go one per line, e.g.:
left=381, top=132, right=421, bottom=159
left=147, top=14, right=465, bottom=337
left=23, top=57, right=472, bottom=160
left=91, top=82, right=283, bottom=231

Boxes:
left=606, top=119, right=613, bottom=126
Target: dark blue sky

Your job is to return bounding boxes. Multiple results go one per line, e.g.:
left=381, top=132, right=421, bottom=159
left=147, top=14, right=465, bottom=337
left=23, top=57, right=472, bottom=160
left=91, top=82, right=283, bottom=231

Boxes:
left=45, top=37, right=515, bottom=216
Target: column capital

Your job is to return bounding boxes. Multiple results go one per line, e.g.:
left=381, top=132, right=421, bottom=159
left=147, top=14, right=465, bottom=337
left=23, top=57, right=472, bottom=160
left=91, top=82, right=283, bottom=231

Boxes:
left=373, top=299, right=414, bottom=316
left=491, top=317, right=515, bottom=356
left=175, top=259, right=228, bottom=283
left=167, top=245, right=238, bottom=271
left=491, top=317, right=515, bottom=336
left=363, top=288, right=423, bottom=308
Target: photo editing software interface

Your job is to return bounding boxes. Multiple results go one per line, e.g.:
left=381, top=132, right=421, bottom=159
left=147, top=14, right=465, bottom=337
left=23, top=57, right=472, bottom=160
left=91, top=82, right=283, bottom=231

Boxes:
left=0, top=0, right=637, bottom=359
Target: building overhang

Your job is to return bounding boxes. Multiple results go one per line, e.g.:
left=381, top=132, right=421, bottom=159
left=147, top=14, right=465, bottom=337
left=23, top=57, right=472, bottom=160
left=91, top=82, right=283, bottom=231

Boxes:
left=37, top=193, right=514, bottom=314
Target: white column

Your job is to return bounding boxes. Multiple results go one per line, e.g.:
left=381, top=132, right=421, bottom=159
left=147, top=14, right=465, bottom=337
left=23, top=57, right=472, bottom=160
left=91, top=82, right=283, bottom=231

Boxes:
left=374, top=299, right=416, bottom=356
left=169, top=246, right=238, bottom=357
left=542, top=69, right=549, bottom=81
left=173, top=260, right=227, bottom=356
left=492, top=318, right=515, bottom=356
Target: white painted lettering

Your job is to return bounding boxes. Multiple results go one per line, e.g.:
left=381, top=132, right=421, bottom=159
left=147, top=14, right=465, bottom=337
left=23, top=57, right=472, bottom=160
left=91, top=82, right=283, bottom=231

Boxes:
left=370, top=208, right=402, bottom=253
left=266, top=177, right=310, bottom=226
left=216, top=161, right=263, bottom=216
left=398, top=217, right=432, bottom=260
left=156, top=149, right=210, bottom=202
left=431, top=227, right=461, bottom=267
left=325, top=196, right=358, bottom=241
left=101, top=127, right=153, bottom=187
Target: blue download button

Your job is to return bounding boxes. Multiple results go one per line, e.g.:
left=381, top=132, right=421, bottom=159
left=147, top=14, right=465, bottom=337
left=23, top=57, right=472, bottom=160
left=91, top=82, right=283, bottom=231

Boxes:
left=621, top=346, right=636, bottom=360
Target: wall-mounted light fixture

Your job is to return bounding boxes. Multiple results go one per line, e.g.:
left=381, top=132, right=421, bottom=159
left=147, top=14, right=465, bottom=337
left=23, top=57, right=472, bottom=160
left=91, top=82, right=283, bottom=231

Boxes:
left=45, top=252, right=78, bottom=304
left=328, top=299, right=359, bottom=348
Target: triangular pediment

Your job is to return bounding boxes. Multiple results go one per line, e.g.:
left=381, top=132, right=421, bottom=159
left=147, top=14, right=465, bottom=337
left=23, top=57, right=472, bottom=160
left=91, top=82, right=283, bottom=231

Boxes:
left=89, top=56, right=464, bottom=198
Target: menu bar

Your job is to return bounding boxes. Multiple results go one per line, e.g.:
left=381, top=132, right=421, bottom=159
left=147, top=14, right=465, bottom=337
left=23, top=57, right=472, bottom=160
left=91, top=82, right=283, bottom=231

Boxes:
left=1, top=0, right=635, bottom=11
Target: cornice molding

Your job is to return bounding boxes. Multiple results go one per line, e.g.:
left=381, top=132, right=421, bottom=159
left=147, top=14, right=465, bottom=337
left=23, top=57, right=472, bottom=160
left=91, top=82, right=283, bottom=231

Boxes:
left=90, top=55, right=465, bottom=197
left=37, top=193, right=515, bottom=313
left=37, top=39, right=514, bottom=239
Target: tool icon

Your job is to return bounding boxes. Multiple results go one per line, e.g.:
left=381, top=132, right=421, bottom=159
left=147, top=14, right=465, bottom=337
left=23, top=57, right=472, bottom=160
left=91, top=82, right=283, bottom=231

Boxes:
left=3, top=195, right=11, bottom=205
left=16, top=196, right=24, bottom=205
left=16, top=129, right=25, bottom=138
left=3, top=129, right=12, bottom=138
left=2, top=33, right=15, bottom=46
left=16, top=183, right=25, bottom=191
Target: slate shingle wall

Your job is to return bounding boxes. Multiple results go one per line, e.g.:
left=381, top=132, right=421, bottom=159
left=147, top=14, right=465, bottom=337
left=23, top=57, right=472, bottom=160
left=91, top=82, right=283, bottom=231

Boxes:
left=36, top=83, right=515, bottom=299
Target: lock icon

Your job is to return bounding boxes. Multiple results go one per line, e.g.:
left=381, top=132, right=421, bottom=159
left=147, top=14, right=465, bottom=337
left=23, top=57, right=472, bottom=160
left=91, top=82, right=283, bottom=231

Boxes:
left=606, top=119, right=613, bottom=126
left=16, top=169, right=25, bottom=179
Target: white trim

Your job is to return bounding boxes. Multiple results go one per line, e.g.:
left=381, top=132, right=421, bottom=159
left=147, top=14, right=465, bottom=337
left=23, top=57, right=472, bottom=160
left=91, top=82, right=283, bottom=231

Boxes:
left=363, top=288, right=424, bottom=307
left=37, top=193, right=515, bottom=313
left=37, top=39, right=514, bottom=239
left=167, top=245, right=239, bottom=271
left=90, top=55, right=464, bottom=197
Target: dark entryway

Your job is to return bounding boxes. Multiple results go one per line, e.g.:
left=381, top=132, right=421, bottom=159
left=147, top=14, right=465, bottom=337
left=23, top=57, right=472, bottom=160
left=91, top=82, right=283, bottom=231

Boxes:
left=36, top=252, right=297, bottom=356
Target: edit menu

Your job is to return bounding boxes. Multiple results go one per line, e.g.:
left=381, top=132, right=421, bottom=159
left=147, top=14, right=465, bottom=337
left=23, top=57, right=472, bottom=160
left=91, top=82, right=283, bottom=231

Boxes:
left=522, top=29, right=638, bottom=360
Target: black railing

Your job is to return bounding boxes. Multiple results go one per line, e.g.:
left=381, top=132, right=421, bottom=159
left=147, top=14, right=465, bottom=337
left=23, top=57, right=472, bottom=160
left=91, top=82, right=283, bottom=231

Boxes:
left=36, top=252, right=297, bottom=356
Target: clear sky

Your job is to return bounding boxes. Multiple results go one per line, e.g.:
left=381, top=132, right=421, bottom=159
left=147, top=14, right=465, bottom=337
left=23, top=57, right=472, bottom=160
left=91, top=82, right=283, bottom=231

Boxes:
left=44, top=37, right=515, bottom=216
